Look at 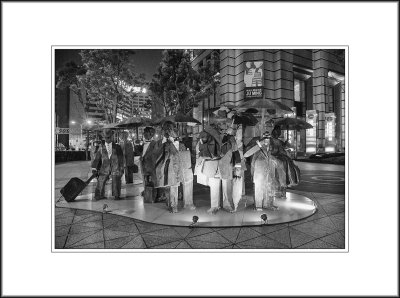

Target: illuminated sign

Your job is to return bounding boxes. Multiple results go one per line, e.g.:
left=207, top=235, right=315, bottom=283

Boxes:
left=325, top=113, right=336, bottom=152
left=244, top=61, right=264, bottom=99
left=306, top=110, right=318, bottom=154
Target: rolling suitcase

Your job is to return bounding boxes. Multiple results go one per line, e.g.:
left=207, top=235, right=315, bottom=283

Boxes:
left=60, top=173, right=97, bottom=202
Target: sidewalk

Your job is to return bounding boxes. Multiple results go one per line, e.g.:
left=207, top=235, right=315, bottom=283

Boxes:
left=54, top=161, right=345, bottom=249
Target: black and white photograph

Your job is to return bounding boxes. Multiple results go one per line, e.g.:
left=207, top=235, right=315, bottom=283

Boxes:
left=2, top=1, right=398, bottom=297
left=53, top=47, right=347, bottom=250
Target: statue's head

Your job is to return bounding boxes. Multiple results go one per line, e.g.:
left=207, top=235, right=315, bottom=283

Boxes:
left=143, top=126, right=155, bottom=141
left=103, top=129, right=114, bottom=144
left=121, top=131, right=129, bottom=142
left=161, top=121, right=177, bottom=139
left=272, top=126, right=281, bottom=139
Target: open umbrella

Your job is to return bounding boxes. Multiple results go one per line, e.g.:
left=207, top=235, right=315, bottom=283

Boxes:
left=237, top=98, right=294, bottom=136
left=154, top=112, right=201, bottom=126
left=274, top=117, right=313, bottom=158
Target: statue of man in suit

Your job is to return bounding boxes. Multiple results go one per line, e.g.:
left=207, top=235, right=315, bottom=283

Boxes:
left=91, top=129, right=124, bottom=201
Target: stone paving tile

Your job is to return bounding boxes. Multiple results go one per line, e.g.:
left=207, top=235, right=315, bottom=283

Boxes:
left=135, top=221, right=170, bottom=234
left=71, top=241, right=105, bottom=249
left=121, top=235, right=147, bottom=249
left=189, top=231, right=231, bottom=244
left=316, top=197, right=344, bottom=205
left=288, top=209, right=328, bottom=227
left=144, top=228, right=183, bottom=240
left=76, top=220, right=103, bottom=229
left=251, top=224, right=288, bottom=235
left=176, top=241, right=192, bottom=249
left=142, top=234, right=182, bottom=248
left=55, top=235, right=67, bottom=249
left=102, top=218, right=122, bottom=228
left=55, top=225, right=71, bottom=237
left=55, top=211, right=76, bottom=219
left=320, top=232, right=345, bottom=249
left=173, top=227, right=192, bottom=238
left=55, top=208, right=75, bottom=216
left=329, top=213, right=345, bottom=230
left=312, top=217, right=340, bottom=231
left=150, top=240, right=182, bottom=249
left=266, top=228, right=291, bottom=248
left=65, top=230, right=100, bottom=248
left=216, top=228, right=241, bottom=243
left=71, top=214, right=95, bottom=224
left=321, top=202, right=345, bottom=215
left=235, top=227, right=262, bottom=243
left=291, top=221, right=337, bottom=239
left=236, top=235, right=288, bottom=249
left=69, top=224, right=102, bottom=235
left=107, top=222, right=140, bottom=234
left=56, top=216, right=75, bottom=227
left=288, top=228, right=318, bottom=248
left=103, top=229, right=138, bottom=241
left=186, top=228, right=216, bottom=238
left=186, top=239, right=228, bottom=249
left=76, top=213, right=102, bottom=223
left=297, top=239, right=338, bottom=249
left=75, top=209, right=98, bottom=216
left=69, top=231, right=104, bottom=248
left=105, top=236, right=138, bottom=249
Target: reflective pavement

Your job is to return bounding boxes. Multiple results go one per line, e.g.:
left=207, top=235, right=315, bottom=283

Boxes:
left=54, top=160, right=345, bottom=249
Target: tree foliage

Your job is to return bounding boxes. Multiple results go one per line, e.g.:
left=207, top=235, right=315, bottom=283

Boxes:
left=56, top=61, right=88, bottom=119
left=149, top=49, right=220, bottom=117
left=77, top=49, right=146, bottom=123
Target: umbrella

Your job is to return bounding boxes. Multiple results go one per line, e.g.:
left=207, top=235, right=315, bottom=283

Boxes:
left=115, top=116, right=152, bottom=129
left=232, top=112, right=258, bottom=126
left=154, top=112, right=201, bottom=126
left=237, top=98, right=294, bottom=137
left=274, top=117, right=313, bottom=130
left=274, top=117, right=313, bottom=159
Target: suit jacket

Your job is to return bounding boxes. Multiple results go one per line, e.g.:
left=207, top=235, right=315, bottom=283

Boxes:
left=91, top=142, right=124, bottom=176
left=141, top=140, right=157, bottom=177
left=152, top=139, right=184, bottom=187
left=120, top=141, right=135, bottom=167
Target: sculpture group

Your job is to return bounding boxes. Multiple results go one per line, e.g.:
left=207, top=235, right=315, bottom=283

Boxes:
left=91, top=118, right=300, bottom=214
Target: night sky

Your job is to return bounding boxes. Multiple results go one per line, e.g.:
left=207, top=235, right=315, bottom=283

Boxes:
left=55, top=49, right=163, bottom=81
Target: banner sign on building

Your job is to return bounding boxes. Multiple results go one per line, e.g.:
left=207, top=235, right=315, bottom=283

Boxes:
left=55, top=128, right=81, bottom=135
left=324, top=112, right=336, bottom=153
left=306, top=110, right=318, bottom=154
left=244, top=61, right=264, bottom=99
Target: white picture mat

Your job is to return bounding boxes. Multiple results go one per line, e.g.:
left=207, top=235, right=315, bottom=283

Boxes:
left=2, top=2, right=398, bottom=296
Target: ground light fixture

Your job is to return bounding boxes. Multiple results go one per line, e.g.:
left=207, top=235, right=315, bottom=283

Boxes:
left=261, top=213, right=268, bottom=225
left=189, top=215, right=199, bottom=228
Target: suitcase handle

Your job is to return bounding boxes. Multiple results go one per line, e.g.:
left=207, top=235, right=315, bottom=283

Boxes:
left=85, top=173, right=98, bottom=185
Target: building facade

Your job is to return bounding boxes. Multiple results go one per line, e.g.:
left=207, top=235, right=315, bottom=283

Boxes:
left=191, top=49, right=346, bottom=155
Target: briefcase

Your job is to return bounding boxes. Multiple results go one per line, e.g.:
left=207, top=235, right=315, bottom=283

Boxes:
left=60, top=174, right=97, bottom=202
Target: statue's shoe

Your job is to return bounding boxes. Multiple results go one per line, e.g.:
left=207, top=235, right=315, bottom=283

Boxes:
left=207, top=207, right=220, bottom=214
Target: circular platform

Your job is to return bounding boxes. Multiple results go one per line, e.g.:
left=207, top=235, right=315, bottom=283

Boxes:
left=56, top=181, right=317, bottom=227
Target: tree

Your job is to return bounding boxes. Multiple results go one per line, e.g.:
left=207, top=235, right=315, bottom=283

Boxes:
left=78, top=50, right=145, bottom=123
left=56, top=61, right=88, bottom=120
left=149, top=49, right=203, bottom=116
left=194, top=50, right=220, bottom=113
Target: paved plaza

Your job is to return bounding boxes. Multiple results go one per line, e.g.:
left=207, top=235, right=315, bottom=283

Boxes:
left=54, top=160, right=346, bottom=250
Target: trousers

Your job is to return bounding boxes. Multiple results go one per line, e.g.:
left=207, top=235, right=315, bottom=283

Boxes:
left=124, top=166, right=135, bottom=184
left=95, top=174, right=122, bottom=199
left=183, top=179, right=194, bottom=208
